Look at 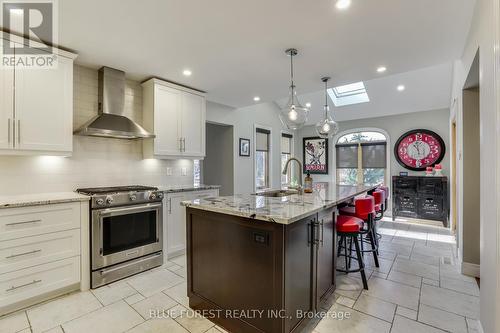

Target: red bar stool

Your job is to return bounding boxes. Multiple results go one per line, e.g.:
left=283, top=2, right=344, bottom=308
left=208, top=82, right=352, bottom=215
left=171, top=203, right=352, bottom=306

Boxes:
left=335, top=215, right=369, bottom=289
left=338, top=196, right=379, bottom=268
left=378, top=185, right=389, bottom=212
left=373, top=189, right=385, bottom=221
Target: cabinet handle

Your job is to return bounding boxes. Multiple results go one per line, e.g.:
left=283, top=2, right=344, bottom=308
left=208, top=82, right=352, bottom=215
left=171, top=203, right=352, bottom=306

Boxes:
left=179, top=138, right=182, bottom=152
left=168, top=197, right=172, bottom=214
left=5, top=219, right=41, bottom=227
left=6, top=249, right=41, bottom=259
left=17, top=119, right=20, bottom=144
left=320, top=219, right=324, bottom=246
left=6, top=279, right=42, bottom=292
left=182, top=138, right=186, bottom=152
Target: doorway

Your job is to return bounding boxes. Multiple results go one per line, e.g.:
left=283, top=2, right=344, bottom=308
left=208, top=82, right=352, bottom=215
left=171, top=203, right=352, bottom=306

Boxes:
left=203, top=122, right=234, bottom=196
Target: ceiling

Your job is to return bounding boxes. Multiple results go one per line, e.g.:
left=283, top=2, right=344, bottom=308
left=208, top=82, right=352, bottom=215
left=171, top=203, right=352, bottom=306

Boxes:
left=277, top=63, right=453, bottom=124
left=58, top=0, right=474, bottom=108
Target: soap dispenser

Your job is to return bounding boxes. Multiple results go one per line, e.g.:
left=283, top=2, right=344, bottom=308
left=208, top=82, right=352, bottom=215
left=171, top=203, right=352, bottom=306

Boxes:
left=304, top=171, right=313, bottom=193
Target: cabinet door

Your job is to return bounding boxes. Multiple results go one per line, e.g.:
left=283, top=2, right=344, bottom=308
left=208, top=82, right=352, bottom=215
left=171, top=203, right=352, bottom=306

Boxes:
left=154, top=85, right=182, bottom=156
left=180, top=92, right=205, bottom=157
left=166, top=193, right=187, bottom=257
left=0, top=41, right=14, bottom=150
left=316, top=209, right=335, bottom=304
left=14, top=54, right=73, bottom=153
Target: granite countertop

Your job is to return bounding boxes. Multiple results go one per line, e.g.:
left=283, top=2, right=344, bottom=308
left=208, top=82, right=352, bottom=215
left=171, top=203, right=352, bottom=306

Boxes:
left=182, top=182, right=378, bottom=224
left=157, top=184, right=221, bottom=193
left=0, top=192, right=90, bottom=209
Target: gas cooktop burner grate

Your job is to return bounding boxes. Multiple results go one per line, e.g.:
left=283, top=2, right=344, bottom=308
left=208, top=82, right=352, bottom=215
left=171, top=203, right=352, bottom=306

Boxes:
left=76, top=185, right=158, bottom=195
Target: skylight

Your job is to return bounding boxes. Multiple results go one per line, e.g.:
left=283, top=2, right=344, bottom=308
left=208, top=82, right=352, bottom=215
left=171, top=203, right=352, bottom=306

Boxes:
left=328, top=81, right=370, bottom=107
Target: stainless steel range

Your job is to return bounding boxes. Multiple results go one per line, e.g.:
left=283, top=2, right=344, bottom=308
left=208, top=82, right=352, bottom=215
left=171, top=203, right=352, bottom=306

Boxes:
left=77, top=185, right=164, bottom=288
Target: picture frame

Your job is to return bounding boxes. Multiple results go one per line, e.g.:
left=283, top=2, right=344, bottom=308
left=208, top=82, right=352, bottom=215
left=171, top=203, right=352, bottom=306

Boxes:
left=239, top=138, right=250, bottom=157
left=303, top=137, right=328, bottom=174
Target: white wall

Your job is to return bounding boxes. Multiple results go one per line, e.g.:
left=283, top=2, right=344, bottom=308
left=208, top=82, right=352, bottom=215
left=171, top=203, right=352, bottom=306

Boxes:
left=294, top=108, right=451, bottom=182
left=449, top=0, right=500, bottom=331
left=0, top=65, right=193, bottom=195
left=206, top=101, right=293, bottom=194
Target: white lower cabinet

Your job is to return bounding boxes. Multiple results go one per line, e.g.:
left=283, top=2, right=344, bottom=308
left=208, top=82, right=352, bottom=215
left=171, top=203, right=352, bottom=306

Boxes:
left=0, top=202, right=86, bottom=315
left=164, top=189, right=219, bottom=260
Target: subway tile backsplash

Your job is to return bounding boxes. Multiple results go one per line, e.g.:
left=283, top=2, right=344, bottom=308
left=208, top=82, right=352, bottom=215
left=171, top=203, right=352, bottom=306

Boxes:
left=0, top=65, right=193, bottom=195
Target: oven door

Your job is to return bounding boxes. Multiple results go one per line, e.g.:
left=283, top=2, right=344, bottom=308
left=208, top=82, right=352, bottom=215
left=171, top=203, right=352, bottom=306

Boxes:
left=92, top=202, right=163, bottom=270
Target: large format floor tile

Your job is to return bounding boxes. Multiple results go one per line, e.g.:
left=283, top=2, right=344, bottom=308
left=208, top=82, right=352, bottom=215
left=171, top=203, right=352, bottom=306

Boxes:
left=391, top=257, right=439, bottom=280
left=27, top=291, right=102, bottom=333
left=62, top=301, right=144, bottom=333
left=0, top=311, right=29, bottom=333
left=352, top=294, right=396, bottom=322
left=127, top=268, right=184, bottom=297
left=127, top=318, right=189, bottom=333
left=362, top=277, right=420, bottom=310
left=131, top=292, right=178, bottom=320
left=418, top=304, right=468, bottom=333
left=391, top=315, right=446, bottom=333
left=91, top=280, right=137, bottom=306
left=420, top=284, right=480, bottom=319
left=314, top=304, right=391, bottom=333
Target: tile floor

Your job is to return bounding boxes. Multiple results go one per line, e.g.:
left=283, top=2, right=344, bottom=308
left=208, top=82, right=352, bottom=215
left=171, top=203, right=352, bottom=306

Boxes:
left=0, top=217, right=480, bottom=333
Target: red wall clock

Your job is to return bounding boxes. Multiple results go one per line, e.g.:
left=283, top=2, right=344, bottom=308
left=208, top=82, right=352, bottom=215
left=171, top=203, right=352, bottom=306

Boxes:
left=394, top=129, right=446, bottom=171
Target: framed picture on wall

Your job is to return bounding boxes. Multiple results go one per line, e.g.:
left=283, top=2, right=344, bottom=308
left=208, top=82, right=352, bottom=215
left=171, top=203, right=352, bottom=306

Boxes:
left=303, top=137, right=328, bottom=174
left=239, top=138, right=250, bottom=157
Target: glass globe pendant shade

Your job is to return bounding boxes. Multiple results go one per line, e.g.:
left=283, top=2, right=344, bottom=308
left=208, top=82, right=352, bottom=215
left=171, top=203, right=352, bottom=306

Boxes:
left=315, top=114, right=339, bottom=138
left=279, top=90, right=309, bottom=130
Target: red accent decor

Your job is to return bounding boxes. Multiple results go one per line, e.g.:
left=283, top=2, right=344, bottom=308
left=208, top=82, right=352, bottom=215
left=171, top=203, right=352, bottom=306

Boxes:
left=378, top=186, right=389, bottom=199
left=395, top=130, right=445, bottom=171
left=336, top=215, right=363, bottom=233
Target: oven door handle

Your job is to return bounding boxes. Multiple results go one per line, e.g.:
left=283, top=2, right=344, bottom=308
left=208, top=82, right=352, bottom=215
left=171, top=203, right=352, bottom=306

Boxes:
left=97, top=203, right=163, bottom=218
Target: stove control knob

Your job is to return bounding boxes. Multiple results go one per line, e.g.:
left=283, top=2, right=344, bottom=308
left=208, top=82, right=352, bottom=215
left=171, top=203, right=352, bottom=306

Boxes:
left=96, top=198, right=105, bottom=205
left=130, top=194, right=137, bottom=201
left=157, top=192, right=164, bottom=199
left=106, top=196, right=114, bottom=205
left=149, top=193, right=157, bottom=201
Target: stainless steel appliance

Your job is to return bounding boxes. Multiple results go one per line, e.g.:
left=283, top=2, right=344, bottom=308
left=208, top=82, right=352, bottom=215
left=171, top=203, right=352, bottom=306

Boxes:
left=77, top=185, right=164, bottom=288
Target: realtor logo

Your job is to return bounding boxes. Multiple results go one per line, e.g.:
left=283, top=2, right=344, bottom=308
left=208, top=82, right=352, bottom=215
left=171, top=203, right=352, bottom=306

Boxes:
left=1, top=0, right=58, bottom=68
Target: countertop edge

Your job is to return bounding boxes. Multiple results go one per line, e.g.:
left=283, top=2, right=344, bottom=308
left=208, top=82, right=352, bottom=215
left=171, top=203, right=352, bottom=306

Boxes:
left=0, top=193, right=90, bottom=209
left=159, top=185, right=221, bottom=193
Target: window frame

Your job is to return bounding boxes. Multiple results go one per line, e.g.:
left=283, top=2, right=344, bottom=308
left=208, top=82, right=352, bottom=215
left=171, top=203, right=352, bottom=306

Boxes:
left=254, top=124, right=273, bottom=191
left=280, top=131, right=294, bottom=186
left=333, top=128, right=390, bottom=187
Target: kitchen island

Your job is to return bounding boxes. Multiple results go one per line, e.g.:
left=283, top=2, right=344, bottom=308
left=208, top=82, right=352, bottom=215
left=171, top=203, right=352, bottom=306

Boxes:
left=182, top=183, right=377, bottom=333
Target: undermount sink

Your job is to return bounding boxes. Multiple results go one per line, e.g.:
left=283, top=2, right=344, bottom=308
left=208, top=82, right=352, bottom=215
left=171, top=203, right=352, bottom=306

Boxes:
left=254, top=189, right=299, bottom=197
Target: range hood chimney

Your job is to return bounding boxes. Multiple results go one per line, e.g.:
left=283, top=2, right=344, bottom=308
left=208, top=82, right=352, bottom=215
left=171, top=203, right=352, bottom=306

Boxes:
left=74, top=66, right=155, bottom=139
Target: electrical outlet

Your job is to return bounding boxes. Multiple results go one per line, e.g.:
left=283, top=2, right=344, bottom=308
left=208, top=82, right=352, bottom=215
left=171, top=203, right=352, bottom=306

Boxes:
left=181, top=167, right=187, bottom=176
left=166, top=167, right=173, bottom=176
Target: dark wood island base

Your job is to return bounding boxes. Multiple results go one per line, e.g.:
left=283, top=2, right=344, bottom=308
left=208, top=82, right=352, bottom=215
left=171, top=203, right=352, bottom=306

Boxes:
left=186, top=207, right=336, bottom=333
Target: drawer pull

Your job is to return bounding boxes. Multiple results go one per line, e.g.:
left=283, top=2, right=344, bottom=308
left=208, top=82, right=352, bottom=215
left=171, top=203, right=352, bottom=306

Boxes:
left=6, top=279, right=42, bottom=292
left=5, top=249, right=41, bottom=259
left=5, top=219, right=42, bottom=227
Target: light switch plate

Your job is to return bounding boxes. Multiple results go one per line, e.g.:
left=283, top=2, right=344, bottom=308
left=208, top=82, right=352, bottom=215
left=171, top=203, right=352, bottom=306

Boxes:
left=166, top=167, right=173, bottom=176
left=181, top=167, right=187, bottom=176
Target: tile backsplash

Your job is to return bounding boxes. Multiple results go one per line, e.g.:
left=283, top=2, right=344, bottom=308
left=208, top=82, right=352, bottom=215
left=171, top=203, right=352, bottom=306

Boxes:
left=0, top=65, right=194, bottom=195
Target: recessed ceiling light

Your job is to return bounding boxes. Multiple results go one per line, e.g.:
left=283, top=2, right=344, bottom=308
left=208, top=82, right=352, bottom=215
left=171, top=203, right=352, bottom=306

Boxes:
left=182, top=69, right=192, bottom=76
left=305, top=102, right=312, bottom=108
left=377, top=66, right=387, bottom=73
left=253, top=96, right=261, bottom=102
left=335, top=0, right=351, bottom=10
left=397, top=85, right=406, bottom=91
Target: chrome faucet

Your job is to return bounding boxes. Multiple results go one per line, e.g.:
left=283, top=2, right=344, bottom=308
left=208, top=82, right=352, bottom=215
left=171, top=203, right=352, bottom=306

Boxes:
left=282, top=157, right=303, bottom=194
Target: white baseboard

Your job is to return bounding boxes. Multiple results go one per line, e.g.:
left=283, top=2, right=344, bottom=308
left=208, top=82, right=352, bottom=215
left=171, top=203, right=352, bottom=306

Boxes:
left=461, top=262, right=480, bottom=278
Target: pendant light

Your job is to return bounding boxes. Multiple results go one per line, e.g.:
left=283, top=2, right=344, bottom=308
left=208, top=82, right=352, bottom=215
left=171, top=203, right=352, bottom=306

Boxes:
left=279, top=48, right=308, bottom=130
left=315, top=77, right=339, bottom=138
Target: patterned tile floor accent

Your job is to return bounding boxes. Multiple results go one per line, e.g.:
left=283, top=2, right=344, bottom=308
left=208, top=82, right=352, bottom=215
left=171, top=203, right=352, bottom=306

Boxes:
left=0, top=217, right=480, bottom=333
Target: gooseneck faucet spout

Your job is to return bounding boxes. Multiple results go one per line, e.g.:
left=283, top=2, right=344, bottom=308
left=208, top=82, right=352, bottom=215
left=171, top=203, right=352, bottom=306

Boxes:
left=282, top=157, right=303, bottom=193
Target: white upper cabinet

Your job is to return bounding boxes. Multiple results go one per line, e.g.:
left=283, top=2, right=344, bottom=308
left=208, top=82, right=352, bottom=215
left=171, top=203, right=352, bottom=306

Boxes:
left=0, top=34, right=77, bottom=156
left=0, top=40, right=14, bottom=150
left=142, top=78, right=206, bottom=159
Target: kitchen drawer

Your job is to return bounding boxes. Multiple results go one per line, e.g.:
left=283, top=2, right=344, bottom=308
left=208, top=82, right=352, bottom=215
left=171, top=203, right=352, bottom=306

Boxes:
left=394, top=177, right=417, bottom=191
left=0, top=256, right=80, bottom=311
left=394, top=195, right=418, bottom=216
left=0, top=229, right=80, bottom=274
left=0, top=203, right=80, bottom=241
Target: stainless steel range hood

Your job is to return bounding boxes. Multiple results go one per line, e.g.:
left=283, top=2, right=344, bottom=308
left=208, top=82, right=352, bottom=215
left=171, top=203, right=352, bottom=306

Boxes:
left=74, top=67, right=155, bottom=139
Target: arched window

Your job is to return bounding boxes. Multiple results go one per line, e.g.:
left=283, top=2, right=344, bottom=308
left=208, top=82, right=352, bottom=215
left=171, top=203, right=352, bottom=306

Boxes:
left=336, top=131, right=387, bottom=186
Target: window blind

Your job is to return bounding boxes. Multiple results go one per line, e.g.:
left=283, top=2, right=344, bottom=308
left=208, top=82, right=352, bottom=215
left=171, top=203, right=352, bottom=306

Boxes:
left=256, top=129, right=270, bottom=152
left=281, top=134, right=292, bottom=154
left=361, top=141, right=387, bottom=168
left=336, top=143, right=358, bottom=168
